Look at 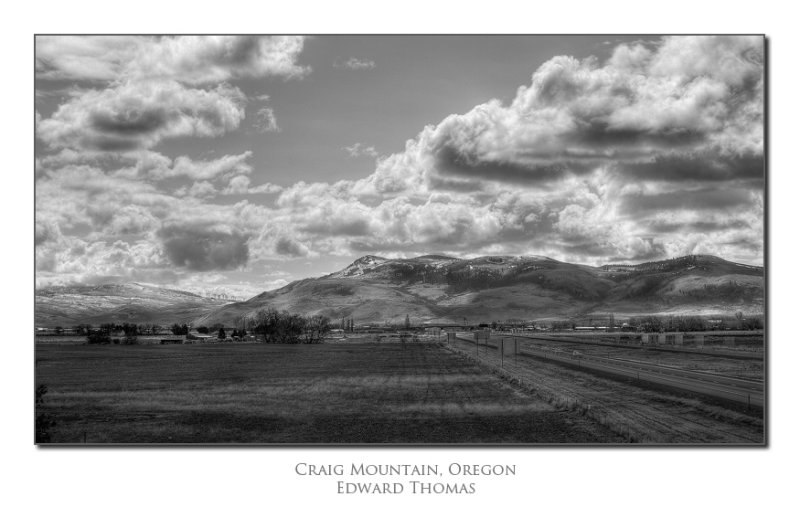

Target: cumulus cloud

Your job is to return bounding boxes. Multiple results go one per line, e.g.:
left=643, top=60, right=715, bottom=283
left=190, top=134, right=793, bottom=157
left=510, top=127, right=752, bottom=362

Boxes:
left=36, top=36, right=308, bottom=155
left=254, top=107, right=281, bottom=133
left=160, top=152, right=253, bottom=181
left=35, top=36, right=765, bottom=295
left=37, top=80, right=246, bottom=152
left=158, top=224, right=250, bottom=271
left=36, top=236, right=168, bottom=287
left=353, top=35, right=763, bottom=194
left=174, top=181, right=218, bottom=199
left=35, top=36, right=141, bottom=81
left=334, top=57, right=375, bottom=70
left=221, top=175, right=282, bottom=195
left=344, top=143, right=379, bottom=158
left=275, top=237, right=310, bottom=257
left=36, top=35, right=309, bottom=83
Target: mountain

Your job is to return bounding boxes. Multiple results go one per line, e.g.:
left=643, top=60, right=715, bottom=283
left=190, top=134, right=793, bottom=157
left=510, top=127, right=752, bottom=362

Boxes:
left=34, top=283, right=230, bottom=327
left=197, top=254, right=764, bottom=326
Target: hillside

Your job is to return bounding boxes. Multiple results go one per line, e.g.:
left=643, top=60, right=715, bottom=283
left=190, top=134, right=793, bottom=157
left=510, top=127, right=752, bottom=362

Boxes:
left=34, top=283, right=230, bottom=327
left=197, top=254, right=764, bottom=326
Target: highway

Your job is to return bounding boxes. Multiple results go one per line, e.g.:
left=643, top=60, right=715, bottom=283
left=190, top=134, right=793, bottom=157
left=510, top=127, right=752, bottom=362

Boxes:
left=455, top=334, right=764, bottom=410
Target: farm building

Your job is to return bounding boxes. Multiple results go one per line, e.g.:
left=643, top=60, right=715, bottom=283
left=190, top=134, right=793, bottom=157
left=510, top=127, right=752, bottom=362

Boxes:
left=186, top=332, right=213, bottom=342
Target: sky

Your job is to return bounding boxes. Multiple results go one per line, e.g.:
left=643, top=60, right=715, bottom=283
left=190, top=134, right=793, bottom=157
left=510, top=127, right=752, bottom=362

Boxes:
left=34, top=35, right=765, bottom=298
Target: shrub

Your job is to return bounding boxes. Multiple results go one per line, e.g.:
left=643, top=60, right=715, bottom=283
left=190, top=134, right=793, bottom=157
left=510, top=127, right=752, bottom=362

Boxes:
left=87, top=328, right=111, bottom=345
left=171, top=323, right=189, bottom=335
left=35, top=384, right=55, bottom=444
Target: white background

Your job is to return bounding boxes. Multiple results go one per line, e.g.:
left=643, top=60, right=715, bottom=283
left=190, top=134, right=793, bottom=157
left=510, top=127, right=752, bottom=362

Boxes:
left=2, top=2, right=796, bottom=505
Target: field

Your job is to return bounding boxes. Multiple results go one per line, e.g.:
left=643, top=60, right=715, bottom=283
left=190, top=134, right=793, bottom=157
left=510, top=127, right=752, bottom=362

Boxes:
left=35, top=342, right=622, bottom=444
left=447, top=336, right=764, bottom=443
left=506, top=335, right=764, bottom=380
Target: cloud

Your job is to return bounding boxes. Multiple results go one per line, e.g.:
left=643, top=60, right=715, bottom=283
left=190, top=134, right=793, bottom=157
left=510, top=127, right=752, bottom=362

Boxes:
left=221, top=175, right=282, bottom=195
left=174, top=181, right=218, bottom=199
left=35, top=36, right=765, bottom=295
left=619, top=187, right=756, bottom=215
left=36, top=236, right=168, bottom=287
left=334, top=57, right=375, bottom=70
left=36, top=35, right=309, bottom=83
left=35, top=36, right=141, bottom=81
left=344, top=143, right=379, bottom=158
left=35, top=36, right=308, bottom=156
left=254, top=107, right=281, bottom=133
left=158, top=224, right=250, bottom=271
left=356, top=36, right=763, bottom=192
left=160, top=152, right=253, bottom=181
left=618, top=152, right=763, bottom=182
left=35, top=219, right=62, bottom=246
left=37, top=80, right=246, bottom=152
left=275, top=237, right=310, bottom=257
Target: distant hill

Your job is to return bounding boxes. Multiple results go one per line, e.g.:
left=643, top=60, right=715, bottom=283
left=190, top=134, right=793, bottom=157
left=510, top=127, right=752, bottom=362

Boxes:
left=197, top=254, right=764, bottom=326
left=34, top=283, right=230, bottom=327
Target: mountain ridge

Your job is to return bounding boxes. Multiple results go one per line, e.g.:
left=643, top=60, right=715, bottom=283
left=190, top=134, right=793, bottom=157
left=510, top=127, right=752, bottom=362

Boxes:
left=196, top=254, right=764, bottom=326
left=35, top=254, right=765, bottom=327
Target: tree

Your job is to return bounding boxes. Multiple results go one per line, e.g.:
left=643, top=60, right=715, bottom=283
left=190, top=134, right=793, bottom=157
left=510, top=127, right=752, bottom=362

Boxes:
left=303, top=315, right=331, bottom=344
left=171, top=323, right=188, bottom=335
left=634, top=315, right=663, bottom=333
left=87, top=327, right=111, bottom=345
left=35, top=384, right=55, bottom=443
left=197, top=326, right=209, bottom=334
left=734, top=311, right=744, bottom=329
left=249, top=307, right=305, bottom=343
left=73, top=324, right=90, bottom=335
left=218, top=328, right=227, bottom=340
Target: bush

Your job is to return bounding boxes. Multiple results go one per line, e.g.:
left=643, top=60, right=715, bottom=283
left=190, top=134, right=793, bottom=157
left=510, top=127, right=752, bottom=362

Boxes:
left=171, top=323, right=189, bottom=335
left=247, top=308, right=330, bottom=344
left=87, top=329, right=111, bottom=345
left=35, top=384, right=55, bottom=444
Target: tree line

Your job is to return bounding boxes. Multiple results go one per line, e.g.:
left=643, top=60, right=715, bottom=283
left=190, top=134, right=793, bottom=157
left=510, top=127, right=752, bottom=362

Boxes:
left=236, top=308, right=331, bottom=344
left=494, top=312, right=763, bottom=332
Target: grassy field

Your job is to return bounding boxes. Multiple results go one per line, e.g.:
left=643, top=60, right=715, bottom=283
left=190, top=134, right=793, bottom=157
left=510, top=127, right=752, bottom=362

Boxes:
left=447, top=338, right=764, bottom=444
left=504, top=337, right=764, bottom=379
left=35, top=342, right=623, bottom=444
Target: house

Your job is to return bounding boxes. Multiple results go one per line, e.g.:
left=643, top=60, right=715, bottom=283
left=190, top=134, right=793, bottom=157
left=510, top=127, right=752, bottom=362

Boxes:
left=186, top=331, right=213, bottom=342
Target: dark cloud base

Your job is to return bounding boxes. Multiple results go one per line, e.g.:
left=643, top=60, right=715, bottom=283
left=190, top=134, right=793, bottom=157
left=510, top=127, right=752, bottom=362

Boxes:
left=158, top=226, right=249, bottom=271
